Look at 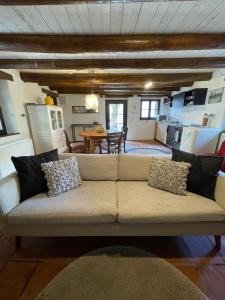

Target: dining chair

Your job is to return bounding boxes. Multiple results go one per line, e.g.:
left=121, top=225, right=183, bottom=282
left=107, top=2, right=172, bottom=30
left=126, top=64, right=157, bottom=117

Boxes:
left=64, top=130, right=85, bottom=153
left=121, top=126, right=128, bottom=153
left=99, top=132, right=122, bottom=154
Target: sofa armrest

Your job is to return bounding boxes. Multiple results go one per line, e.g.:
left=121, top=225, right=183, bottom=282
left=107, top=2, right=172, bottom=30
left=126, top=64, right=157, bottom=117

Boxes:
left=215, top=173, right=225, bottom=210
left=0, top=174, right=20, bottom=233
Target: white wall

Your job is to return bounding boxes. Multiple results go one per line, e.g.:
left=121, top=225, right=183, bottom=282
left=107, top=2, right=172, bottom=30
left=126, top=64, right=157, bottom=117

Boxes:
left=59, top=94, right=156, bottom=140
left=6, top=70, right=47, bottom=139
left=170, top=72, right=225, bottom=129
left=0, top=80, right=17, bottom=134
left=0, top=69, right=47, bottom=178
left=59, top=94, right=105, bottom=140
left=160, top=98, right=170, bottom=117
left=127, top=96, right=156, bottom=140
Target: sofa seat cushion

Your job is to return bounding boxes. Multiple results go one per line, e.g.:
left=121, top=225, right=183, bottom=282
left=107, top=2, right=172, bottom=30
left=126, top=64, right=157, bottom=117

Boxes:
left=118, top=181, right=225, bottom=223
left=7, top=181, right=117, bottom=225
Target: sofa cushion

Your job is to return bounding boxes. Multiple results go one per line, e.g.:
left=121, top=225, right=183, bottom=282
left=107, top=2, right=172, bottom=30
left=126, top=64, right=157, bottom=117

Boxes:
left=41, top=157, right=82, bottom=197
left=172, top=148, right=224, bottom=200
left=118, top=154, right=171, bottom=181
left=7, top=181, right=117, bottom=225
left=11, top=149, right=59, bottom=201
left=59, top=154, right=118, bottom=181
left=117, top=181, right=225, bottom=223
left=148, top=158, right=191, bottom=195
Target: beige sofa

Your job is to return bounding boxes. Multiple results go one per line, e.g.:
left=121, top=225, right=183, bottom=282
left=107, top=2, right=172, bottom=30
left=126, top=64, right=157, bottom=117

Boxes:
left=0, top=153, right=225, bottom=249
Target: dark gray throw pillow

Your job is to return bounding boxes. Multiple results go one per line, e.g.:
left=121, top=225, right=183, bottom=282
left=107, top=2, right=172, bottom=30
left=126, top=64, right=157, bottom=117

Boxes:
left=172, top=148, right=224, bottom=200
left=11, top=149, right=59, bottom=202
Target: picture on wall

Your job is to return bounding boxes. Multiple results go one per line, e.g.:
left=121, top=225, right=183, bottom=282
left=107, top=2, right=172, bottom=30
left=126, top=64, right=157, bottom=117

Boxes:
left=131, top=103, right=139, bottom=113
left=208, top=87, right=224, bottom=104
left=72, top=106, right=97, bottom=113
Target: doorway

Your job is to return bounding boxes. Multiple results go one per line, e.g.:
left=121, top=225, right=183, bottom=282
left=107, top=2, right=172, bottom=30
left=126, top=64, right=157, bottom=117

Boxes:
left=105, top=100, right=127, bottom=131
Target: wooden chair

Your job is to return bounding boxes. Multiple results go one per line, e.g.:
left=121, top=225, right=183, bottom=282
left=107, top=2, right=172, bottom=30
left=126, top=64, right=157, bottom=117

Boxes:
left=121, top=126, right=128, bottom=153
left=99, top=132, right=122, bottom=154
left=64, top=130, right=85, bottom=153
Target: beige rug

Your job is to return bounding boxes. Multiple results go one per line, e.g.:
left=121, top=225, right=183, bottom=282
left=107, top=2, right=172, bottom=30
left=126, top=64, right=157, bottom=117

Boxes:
left=36, top=246, right=207, bottom=300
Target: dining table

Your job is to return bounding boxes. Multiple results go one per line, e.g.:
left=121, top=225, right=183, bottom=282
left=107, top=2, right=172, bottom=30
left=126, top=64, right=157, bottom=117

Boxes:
left=79, top=130, right=109, bottom=154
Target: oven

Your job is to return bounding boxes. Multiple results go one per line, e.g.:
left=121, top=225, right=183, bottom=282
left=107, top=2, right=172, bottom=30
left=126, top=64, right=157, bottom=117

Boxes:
left=166, top=125, right=183, bottom=149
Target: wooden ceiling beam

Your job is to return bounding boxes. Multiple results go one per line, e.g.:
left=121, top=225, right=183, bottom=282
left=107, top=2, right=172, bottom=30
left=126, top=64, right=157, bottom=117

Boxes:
left=138, top=94, right=168, bottom=98
left=102, top=94, right=135, bottom=98
left=20, top=72, right=212, bottom=84
left=51, top=87, right=175, bottom=94
left=57, top=90, right=170, bottom=95
left=1, top=57, right=224, bottom=69
left=46, top=81, right=194, bottom=88
left=42, top=88, right=59, bottom=98
left=0, top=0, right=200, bottom=5
left=102, top=93, right=168, bottom=98
left=0, top=70, right=13, bottom=81
left=1, top=34, right=225, bottom=53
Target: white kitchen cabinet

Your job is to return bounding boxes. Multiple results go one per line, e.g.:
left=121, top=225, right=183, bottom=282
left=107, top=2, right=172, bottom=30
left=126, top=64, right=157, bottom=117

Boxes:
left=180, top=127, right=220, bottom=154
left=27, top=104, right=67, bottom=154
left=156, top=122, right=168, bottom=144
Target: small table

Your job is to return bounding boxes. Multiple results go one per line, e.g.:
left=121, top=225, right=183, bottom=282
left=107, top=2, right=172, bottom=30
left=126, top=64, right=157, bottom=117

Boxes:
left=71, top=123, right=101, bottom=142
left=79, top=130, right=108, bottom=154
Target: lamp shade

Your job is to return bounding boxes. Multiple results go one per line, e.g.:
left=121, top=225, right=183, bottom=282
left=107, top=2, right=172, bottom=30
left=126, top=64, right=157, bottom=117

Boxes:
left=85, top=94, right=99, bottom=111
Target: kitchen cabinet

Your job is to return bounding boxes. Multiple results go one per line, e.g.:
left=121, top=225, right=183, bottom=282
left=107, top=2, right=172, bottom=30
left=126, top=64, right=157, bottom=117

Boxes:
left=171, top=88, right=207, bottom=107
left=27, top=104, right=67, bottom=154
left=183, top=88, right=207, bottom=106
left=155, top=122, right=168, bottom=144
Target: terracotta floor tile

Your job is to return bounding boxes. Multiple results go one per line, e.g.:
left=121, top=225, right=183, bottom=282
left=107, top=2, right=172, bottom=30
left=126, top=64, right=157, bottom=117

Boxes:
left=0, top=261, right=36, bottom=300
left=20, top=261, right=69, bottom=300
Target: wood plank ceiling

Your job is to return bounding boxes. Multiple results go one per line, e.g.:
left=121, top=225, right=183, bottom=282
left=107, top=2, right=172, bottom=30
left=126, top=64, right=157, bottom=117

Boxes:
left=1, top=0, right=225, bottom=97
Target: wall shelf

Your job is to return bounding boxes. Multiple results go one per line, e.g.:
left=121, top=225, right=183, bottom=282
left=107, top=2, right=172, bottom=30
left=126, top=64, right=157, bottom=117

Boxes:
left=171, top=88, right=208, bottom=107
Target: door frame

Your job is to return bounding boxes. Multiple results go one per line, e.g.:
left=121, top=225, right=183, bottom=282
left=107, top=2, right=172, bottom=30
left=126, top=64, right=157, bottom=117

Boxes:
left=105, top=100, right=128, bottom=130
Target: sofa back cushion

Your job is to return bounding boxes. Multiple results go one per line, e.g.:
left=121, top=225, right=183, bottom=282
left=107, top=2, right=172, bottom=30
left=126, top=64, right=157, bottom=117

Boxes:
left=11, top=149, right=59, bottom=201
left=59, top=154, right=118, bottom=181
left=118, top=154, right=171, bottom=181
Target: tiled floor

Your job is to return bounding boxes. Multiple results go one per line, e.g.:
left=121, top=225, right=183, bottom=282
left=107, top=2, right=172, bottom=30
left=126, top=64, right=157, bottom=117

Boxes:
left=125, top=139, right=171, bottom=153
left=97, top=139, right=171, bottom=154
left=0, top=140, right=224, bottom=300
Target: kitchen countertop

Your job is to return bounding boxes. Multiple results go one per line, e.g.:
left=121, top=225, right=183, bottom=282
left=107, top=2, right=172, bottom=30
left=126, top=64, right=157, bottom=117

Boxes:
left=157, top=120, right=198, bottom=127
left=157, top=121, right=219, bottom=130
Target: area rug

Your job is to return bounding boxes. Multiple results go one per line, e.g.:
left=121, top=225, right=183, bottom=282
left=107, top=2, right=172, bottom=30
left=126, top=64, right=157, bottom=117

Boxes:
left=127, top=147, right=171, bottom=155
left=36, top=246, right=207, bottom=300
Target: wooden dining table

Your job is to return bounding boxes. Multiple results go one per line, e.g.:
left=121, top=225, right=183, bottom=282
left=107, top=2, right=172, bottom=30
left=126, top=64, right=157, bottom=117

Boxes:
left=79, top=130, right=108, bottom=154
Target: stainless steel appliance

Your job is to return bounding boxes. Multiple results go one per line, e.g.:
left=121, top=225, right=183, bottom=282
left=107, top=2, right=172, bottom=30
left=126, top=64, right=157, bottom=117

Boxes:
left=166, top=125, right=183, bottom=149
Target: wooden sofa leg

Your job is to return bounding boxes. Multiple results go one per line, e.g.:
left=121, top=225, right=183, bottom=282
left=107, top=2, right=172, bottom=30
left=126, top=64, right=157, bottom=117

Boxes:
left=214, top=235, right=221, bottom=250
left=15, top=236, right=21, bottom=250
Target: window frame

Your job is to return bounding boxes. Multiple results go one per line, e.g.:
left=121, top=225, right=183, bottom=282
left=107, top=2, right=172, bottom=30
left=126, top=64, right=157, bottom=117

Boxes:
left=140, top=99, right=160, bottom=120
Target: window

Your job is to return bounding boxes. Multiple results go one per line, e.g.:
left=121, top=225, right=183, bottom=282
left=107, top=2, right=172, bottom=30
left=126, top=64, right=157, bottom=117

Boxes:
left=140, top=99, right=160, bottom=120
